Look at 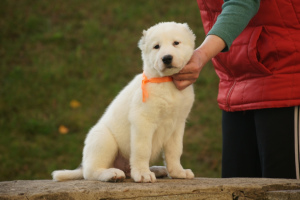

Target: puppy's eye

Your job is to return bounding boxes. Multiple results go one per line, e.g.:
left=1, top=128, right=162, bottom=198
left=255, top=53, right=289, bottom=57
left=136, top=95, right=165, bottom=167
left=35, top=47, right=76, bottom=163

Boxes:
left=173, top=41, right=180, bottom=46
left=153, top=44, right=160, bottom=49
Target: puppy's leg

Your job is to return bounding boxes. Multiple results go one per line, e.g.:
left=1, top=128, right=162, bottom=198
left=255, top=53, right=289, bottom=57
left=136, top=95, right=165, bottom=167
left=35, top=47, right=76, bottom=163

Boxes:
left=130, top=122, right=156, bottom=183
left=83, top=125, right=125, bottom=182
left=163, top=123, right=194, bottom=179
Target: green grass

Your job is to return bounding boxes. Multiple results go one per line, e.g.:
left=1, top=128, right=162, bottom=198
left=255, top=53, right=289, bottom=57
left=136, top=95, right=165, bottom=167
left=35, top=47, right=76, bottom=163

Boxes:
left=0, top=0, right=222, bottom=181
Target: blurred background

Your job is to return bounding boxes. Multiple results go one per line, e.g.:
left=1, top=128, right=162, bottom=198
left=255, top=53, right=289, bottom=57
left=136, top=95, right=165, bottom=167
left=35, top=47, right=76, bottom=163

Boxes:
left=0, top=0, right=222, bottom=181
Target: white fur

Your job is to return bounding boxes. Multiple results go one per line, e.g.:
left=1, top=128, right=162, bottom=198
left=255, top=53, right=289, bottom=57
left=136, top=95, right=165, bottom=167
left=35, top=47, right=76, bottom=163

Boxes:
left=52, top=22, right=196, bottom=183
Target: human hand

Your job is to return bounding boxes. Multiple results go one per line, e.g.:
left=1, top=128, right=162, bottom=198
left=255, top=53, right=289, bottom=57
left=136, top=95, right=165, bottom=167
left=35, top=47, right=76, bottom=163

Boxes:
left=172, top=50, right=204, bottom=90
left=172, top=35, right=226, bottom=90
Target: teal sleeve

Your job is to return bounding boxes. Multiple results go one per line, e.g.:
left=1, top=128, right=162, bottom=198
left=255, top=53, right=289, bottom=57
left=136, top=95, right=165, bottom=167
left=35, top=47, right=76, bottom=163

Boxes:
left=208, top=0, right=260, bottom=52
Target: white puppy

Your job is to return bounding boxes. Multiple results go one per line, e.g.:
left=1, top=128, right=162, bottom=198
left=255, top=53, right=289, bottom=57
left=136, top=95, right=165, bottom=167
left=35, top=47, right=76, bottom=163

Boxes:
left=52, top=22, right=196, bottom=183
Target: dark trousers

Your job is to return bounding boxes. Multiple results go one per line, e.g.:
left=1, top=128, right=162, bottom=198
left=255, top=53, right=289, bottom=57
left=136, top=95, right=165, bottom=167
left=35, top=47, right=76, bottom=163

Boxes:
left=222, top=106, right=298, bottom=179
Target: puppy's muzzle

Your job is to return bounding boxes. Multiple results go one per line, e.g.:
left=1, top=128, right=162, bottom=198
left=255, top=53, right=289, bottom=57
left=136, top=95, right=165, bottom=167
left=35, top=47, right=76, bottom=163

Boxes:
left=162, top=55, right=173, bottom=67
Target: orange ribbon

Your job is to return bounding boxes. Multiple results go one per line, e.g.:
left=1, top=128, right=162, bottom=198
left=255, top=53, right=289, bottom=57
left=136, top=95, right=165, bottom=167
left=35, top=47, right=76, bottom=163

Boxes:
left=142, top=72, right=173, bottom=102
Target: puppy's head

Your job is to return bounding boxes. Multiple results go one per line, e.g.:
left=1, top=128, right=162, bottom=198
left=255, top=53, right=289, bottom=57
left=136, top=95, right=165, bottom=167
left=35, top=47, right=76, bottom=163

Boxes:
left=138, top=22, right=196, bottom=77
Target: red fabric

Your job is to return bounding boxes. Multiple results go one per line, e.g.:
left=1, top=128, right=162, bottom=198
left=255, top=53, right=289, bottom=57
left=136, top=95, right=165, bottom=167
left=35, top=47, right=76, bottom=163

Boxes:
left=197, top=0, right=300, bottom=111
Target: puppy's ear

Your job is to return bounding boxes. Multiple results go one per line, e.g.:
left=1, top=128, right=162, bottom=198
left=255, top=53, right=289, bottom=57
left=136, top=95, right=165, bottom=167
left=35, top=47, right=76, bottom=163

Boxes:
left=182, top=23, right=196, bottom=42
left=138, top=30, right=147, bottom=50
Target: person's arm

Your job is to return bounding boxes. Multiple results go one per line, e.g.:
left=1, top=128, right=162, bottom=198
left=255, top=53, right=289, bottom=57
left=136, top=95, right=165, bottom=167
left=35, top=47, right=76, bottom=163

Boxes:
left=209, top=0, right=260, bottom=52
left=173, top=0, right=260, bottom=90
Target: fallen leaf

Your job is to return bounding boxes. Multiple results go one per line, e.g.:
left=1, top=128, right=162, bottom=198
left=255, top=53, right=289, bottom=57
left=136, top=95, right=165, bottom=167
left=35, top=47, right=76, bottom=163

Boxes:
left=59, top=125, right=69, bottom=134
left=70, top=100, right=81, bottom=108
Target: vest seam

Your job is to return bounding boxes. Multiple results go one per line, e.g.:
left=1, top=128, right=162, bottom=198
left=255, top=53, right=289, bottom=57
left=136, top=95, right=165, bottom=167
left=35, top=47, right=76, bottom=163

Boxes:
left=219, top=99, right=300, bottom=107
left=214, top=56, right=236, bottom=111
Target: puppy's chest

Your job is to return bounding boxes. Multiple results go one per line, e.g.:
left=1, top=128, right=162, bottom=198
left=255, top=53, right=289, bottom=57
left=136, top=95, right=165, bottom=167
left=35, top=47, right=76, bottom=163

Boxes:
left=158, top=98, right=186, bottom=118
left=143, top=83, right=194, bottom=127
left=148, top=83, right=192, bottom=104
left=151, top=85, right=193, bottom=109
left=152, top=91, right=193, bottom=123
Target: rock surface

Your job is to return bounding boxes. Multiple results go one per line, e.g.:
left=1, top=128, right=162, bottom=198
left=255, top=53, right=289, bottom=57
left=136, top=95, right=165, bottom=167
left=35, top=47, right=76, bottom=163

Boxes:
left=1, top=178, right=300, bottom=199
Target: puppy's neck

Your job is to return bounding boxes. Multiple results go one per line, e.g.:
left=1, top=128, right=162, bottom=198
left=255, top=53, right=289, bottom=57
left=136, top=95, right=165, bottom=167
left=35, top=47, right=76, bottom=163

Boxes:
left=143, top=64, right=180, bottom=78
left=141, top=72, right=173, bottom=102
left=143, top=69, right=161, bottom=79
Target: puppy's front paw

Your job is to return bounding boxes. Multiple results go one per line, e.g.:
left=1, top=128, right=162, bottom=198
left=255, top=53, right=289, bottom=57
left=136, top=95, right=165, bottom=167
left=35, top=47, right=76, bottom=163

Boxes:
left=131, top=169, right=156, bottom=183
left=169, top=168, right=194, bottom=179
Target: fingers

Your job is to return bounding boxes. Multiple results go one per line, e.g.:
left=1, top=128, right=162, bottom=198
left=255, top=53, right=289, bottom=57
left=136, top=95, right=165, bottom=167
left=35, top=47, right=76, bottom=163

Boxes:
left=173, top=79, right=195, bottom=90
left=173, top=62, right=200, bottom=78
left=172, top=62, right=201, bottom=90
left=172, top=70, right=199, bottom=80
left=172, top=49, right=206, bottom=90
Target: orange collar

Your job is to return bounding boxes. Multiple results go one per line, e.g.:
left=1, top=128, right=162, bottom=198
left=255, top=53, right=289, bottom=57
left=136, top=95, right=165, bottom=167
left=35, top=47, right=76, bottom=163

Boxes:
left=142, top=72, right=173, bottom=102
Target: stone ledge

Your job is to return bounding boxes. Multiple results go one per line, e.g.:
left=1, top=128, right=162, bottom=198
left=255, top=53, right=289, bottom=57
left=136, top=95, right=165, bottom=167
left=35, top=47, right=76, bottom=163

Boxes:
left=1, top=178, right=300, bottom=200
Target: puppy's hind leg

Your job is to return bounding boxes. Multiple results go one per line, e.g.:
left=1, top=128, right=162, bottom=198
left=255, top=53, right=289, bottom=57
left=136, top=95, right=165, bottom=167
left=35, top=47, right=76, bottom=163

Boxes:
left=83, top=125, right=125, bottom=182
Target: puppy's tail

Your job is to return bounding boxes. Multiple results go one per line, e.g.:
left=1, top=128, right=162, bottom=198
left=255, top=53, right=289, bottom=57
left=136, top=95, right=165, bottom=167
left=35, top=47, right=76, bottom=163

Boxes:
left=52, top=166, right=83, bottom=181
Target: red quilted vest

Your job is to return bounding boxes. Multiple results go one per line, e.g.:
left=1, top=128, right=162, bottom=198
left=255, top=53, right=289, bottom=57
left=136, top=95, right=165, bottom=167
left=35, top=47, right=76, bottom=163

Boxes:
left=197, top=0, right=300, bottom=111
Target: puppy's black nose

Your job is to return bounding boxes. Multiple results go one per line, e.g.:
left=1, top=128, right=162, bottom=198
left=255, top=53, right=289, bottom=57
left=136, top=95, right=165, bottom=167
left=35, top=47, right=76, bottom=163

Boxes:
left=162, top=55, right=173, bottom=65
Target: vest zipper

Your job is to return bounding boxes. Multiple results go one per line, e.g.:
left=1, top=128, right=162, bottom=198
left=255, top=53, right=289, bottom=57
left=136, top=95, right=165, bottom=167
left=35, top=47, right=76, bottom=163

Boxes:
left=225, top=81, right=236, bottom=111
